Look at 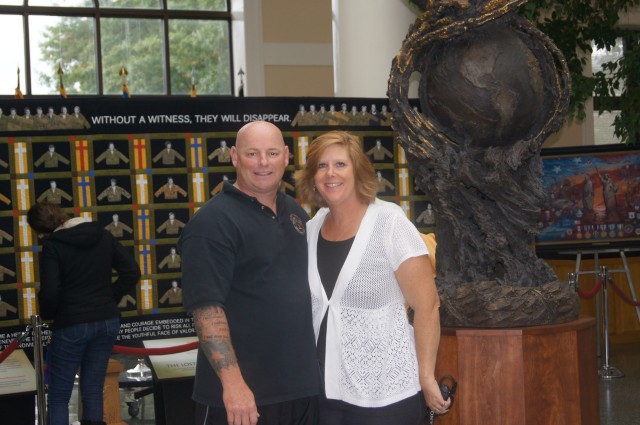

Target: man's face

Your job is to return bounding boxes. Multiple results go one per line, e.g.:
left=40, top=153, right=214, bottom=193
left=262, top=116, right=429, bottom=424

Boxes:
left=231, top=123, right=288, bottom=198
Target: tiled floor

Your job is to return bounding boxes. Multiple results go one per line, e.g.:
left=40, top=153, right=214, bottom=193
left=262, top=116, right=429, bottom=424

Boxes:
left=599, top=341, right=640, bottom=425
left=41, top=340, right=640, bottom=424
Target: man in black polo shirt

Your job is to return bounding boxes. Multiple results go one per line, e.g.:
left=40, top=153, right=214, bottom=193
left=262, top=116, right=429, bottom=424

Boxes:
left=179, top=121, right=320, bottom=425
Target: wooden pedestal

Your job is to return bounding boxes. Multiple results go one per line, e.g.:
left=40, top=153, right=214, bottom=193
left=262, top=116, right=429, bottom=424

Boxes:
left=103, top=358, right=127, bottom=425
left=434, top=316, right=599, bottom=425
left=78, top=357, right=126, bottom=425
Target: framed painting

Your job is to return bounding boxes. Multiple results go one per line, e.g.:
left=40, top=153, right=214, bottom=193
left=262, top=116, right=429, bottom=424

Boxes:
left=536, top=145, right=640, bottom=251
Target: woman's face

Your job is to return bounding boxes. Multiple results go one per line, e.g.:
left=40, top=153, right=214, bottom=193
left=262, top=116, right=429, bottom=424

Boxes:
left=313, top=144, right=356, bottom=208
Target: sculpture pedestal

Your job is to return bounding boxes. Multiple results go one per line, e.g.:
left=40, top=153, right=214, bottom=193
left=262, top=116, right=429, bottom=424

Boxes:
left=103, top=358, right=127, bottom=425
left=434, top=316, right=599, bottom=425
left=77, top=357, right=126, bottom=425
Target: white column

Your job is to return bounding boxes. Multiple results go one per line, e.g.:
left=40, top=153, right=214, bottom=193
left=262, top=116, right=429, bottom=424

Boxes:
left=232, top=0, right=265, bottom=96
left=332, top=0, right=418, bottom=97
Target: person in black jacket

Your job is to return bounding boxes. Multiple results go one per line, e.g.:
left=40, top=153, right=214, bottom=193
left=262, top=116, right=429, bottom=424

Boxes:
left=27, top=202, right=141, bottom=425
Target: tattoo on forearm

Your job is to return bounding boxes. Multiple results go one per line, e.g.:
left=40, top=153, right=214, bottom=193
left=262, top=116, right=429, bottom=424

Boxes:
left=193, top=306, right=239, bottom=373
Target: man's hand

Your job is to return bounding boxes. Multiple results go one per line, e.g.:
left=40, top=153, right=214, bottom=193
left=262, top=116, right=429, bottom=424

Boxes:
left=223, top=379, right=260, bottom=425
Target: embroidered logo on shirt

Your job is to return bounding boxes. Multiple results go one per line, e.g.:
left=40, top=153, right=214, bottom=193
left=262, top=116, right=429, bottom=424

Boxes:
left=290, top=214, right=305, bottom=235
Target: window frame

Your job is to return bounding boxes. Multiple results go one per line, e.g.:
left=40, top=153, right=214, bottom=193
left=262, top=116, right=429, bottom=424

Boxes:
left=0, top=0, right=233, bottom=96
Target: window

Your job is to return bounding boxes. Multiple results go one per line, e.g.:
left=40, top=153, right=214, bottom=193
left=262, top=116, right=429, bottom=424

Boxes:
left=592, top=38, right=623, bottom=145
left=28, top=15, right=98, bottom=95
left=0, top=14, right=25, bottom=95
left=591, top=34, right=640, bottom=145
left=168, top=19, right=230, bottom=95
left=100, top=18, right=165, bottom=95
left=0, top=0, right=232, bottom=96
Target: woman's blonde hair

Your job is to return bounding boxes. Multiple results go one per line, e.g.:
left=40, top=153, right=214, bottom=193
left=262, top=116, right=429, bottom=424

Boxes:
left=294, top=131, right=377, bottom=207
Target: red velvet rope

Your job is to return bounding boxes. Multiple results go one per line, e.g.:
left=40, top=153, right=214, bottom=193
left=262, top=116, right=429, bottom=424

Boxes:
left=112, top=341, right=198, bottom=356
left=576, top=276, right=640, bottom=307
left=0, top=339, right=19, bottom=364
left=577, top=278, right=604, bottom=299
left=3, top=339, right=197, bottom=365
left=608, top=279, right=640, bottom=307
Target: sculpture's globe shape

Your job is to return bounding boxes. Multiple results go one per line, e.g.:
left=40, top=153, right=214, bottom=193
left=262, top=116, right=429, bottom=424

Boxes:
left=420, top=27, right=545, bottom=147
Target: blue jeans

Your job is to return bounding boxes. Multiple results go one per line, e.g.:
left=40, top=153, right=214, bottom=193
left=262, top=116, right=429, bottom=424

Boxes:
left=46, top=317, right=120, bottom=425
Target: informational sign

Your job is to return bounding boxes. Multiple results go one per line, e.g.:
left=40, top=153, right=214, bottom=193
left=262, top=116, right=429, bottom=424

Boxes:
left=0, top=349, right=36, bottom=395
left=144, top=337, right=197, bottom=380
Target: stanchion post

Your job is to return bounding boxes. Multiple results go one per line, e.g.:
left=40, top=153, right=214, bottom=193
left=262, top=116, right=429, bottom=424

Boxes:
left=598, top=266, right=624, bottom=380
left=568, top=272, right=577, bottom=292
left=31, top=315, right=47, bottom=425
left=594, top=252, right=602, bottom=358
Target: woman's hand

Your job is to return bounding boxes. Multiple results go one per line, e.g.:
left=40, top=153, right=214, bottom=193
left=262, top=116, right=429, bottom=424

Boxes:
left=422, top=376, right=451, bottom=415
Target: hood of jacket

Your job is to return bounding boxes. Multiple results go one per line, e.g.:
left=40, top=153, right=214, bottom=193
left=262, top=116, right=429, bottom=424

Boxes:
left=47, top=219, right=104, bottom=247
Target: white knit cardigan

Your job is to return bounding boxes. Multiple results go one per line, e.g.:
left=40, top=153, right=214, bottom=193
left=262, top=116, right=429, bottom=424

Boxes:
left=307, top=200, right=429, bottom=407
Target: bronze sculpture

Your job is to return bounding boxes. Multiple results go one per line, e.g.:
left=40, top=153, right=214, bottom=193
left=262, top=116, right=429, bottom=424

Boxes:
left=388, top=0, right=580, bottom=327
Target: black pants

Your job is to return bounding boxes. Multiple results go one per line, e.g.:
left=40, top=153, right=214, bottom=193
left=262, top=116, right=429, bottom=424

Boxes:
left=318, top=392, right=427, bottom=425
left=195, top=396, right=319, bottom=425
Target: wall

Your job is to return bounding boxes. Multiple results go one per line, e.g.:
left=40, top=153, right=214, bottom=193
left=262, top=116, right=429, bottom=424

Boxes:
left=249, top=2, right=640, bottom=149
left=262, top=0, right=333, bottom=96
left=236, top=0, right=333, bottom=97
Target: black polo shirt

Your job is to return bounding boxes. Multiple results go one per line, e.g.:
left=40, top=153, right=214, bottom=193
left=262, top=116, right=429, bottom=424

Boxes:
left=178, top=181, right=320, bottom=407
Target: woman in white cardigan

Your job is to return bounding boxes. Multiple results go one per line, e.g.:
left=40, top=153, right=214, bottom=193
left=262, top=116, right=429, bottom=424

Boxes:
left=294, top=131, right=450, bottom=425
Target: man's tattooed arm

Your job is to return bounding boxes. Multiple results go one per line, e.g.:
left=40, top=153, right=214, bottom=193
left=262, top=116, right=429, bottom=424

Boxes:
left=192, top=304, right=258, bottom=422
left=192, top=305, right=238, bottom=373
